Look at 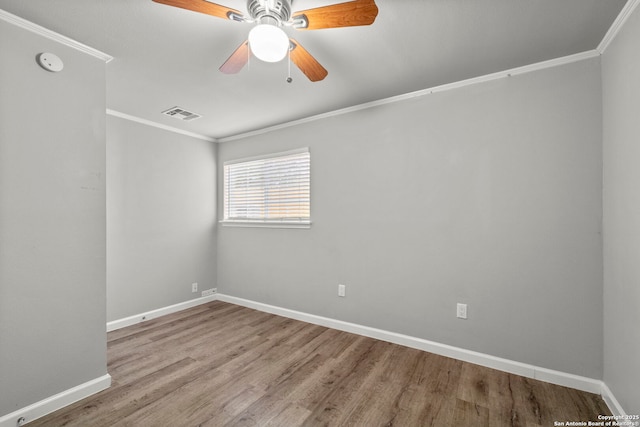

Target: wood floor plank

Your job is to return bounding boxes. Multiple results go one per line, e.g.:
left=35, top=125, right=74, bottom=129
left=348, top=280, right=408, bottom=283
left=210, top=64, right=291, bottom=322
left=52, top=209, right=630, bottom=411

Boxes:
left=337, top=344, right=417, bottom=426
left=376, top=350, right=462, bottom=426
left=262, top=404, right=312, bottom=427
left=457, top=361, right=492, bottom=407
left=452, top=398, right=490, bottom=427
left=117, top=316, right=329, bottom=426
left=303, top=339, right=403, bottom=425
left=25, top=301, right=612, bottom=426
left=221, top=338, right=363, bottom=425
left=508, top=373, right=560, bottom=426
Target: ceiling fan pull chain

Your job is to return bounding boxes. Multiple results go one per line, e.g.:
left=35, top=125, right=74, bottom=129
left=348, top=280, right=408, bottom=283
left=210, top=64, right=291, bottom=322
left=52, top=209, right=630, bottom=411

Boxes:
left=286, top=43, right=292, bottom=83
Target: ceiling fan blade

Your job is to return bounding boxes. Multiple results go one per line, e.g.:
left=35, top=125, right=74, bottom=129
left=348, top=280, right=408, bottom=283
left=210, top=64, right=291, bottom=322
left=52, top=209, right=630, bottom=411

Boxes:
left=219, top=41, right=249, bottom=74
left=292, top=0, right=378, bottom=30
left=152, top=0, right=242, bottom=21
left=289, top=39, right=328, bottom=82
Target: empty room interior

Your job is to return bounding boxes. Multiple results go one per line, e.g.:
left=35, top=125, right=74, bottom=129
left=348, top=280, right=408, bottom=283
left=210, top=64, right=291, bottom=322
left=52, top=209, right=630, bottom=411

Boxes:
left=0, top=0, right=639, bottom=425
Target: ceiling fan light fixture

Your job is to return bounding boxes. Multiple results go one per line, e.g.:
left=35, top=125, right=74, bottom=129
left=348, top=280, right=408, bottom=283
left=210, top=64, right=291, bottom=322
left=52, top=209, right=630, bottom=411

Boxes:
left=248, top=24, right=289, bottom=63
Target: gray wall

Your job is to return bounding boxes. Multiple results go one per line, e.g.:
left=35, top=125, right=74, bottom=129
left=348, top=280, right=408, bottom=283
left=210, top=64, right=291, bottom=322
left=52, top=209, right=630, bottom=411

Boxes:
left=602, top=5, right=640, bottom=415
left=107, top=116, right=217, bottom=322
left=218, top=58, right=604, bottom=379
left=0, top=21, right=107, bottom=415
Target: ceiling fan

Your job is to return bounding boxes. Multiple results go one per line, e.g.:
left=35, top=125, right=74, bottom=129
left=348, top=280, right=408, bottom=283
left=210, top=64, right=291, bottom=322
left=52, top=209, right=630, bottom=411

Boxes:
left=152, top=0, right=379, bottom=82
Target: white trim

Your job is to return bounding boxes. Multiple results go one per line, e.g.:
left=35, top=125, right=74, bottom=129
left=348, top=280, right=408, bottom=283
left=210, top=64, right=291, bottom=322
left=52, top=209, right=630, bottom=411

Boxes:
left=216, top=293, right=604, bottom=394
left=105, top=293, right=625, bottom=414
left=218, top=50, right=599, bottom=143
left=534, top=367, right=603, bottom=395
left=106, top=294, right=217, bottom=332
left=0, top=374, right=111, bottom=427
left=106, top=109, right=217, bottom=143
left=601, top=383, right=628, bottom=417
left=597, top=0, right=640, bottom=54
left=0, top=9, right=113, bottom=63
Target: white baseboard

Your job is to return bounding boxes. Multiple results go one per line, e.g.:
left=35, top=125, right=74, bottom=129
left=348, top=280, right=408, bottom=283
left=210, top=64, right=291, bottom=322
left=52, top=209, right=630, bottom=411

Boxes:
left=3, top=294, right=624, bottom=426
left=216, top=293, right=604, bottom=395
left=601, top=383, right=628, bottom=417
left=0, top=374, right=111, bottom=427
left=106, top=294, right=217, bottom=332
left=106, top=292, right=626, bottom=417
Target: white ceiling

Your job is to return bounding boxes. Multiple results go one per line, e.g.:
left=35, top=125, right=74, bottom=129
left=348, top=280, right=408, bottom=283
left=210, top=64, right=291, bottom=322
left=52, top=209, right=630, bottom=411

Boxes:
left=0, top=0, right=628, bottom=140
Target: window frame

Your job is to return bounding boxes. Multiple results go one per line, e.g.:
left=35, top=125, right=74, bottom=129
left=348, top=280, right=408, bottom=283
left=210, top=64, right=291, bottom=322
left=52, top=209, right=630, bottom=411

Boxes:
left=221, top=148, right=311, bottom=229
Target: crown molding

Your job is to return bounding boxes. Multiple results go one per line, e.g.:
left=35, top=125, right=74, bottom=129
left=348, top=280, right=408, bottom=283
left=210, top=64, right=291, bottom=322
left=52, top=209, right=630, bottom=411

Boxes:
left=4, top=1, right=632, bottom=143
left=0, top=8, right=113, bottom=63
left=598, top=0, right=640, bottom=53
left=219, top=50, right=599, bottom=143
left=217, top=0, right=636, bottom=143
left=107, top=109, right=217, bottom=142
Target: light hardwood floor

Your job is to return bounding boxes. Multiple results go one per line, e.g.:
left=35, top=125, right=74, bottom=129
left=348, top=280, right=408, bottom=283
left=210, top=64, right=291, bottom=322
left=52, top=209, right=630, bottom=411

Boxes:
left=28, top=301, right=611, bottom=426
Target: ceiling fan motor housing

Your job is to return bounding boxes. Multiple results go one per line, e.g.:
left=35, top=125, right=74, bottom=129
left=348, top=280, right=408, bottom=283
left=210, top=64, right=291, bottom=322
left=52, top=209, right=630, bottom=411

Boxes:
left=247, top=0, right=292, bottom=24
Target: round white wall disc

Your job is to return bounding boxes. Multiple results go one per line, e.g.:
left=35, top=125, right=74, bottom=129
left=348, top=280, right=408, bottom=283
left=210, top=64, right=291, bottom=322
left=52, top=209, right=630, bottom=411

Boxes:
left=37, top=53, right=64, bottom=72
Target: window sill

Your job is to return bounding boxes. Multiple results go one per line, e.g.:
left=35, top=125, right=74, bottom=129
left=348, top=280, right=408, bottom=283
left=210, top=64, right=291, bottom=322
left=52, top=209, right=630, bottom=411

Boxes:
left=219, top=221, right=312, bottom=229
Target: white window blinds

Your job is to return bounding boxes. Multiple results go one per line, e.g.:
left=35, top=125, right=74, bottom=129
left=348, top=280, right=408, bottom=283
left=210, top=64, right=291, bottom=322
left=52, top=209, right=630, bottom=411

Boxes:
left=223, top=149, right=310, bottom=224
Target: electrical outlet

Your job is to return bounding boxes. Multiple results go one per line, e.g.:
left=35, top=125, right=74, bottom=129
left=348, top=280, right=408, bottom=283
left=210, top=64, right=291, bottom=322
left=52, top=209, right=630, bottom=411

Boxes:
left=338, top=284, right=346, bottom=297
left=192, top=282, right=198, bottom=293
left=457, top=303, right=468, bottom=319
left=201, top=288, right=217, bottom=297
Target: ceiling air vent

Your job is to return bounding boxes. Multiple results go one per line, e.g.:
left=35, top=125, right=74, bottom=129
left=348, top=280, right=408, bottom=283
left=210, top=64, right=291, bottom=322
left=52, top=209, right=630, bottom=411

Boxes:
left=161, top=106, right=202, bottom=121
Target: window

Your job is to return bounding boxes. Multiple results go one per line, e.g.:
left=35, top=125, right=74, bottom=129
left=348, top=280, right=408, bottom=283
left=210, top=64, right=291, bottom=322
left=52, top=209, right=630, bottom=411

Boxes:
left=223, top=148, right=310, bottom=227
